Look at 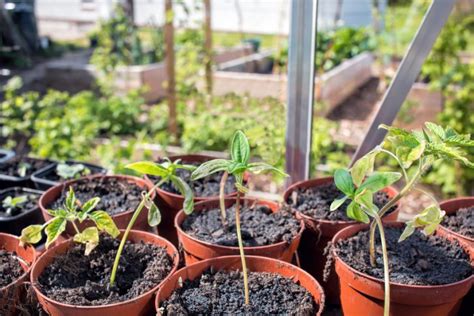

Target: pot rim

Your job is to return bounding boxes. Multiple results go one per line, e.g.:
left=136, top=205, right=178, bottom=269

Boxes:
left=332, top=222, right=474, bottom=289
left=155, top=254, right=326, bottom=316
left=38, top=174, right=155, bottom=219
left=283, top=176, right=400, bottom=226
left=175, top=197, right=305, bottom=252
left=438, top=196, right=474, bottom=243
left=30, top=229, right=179, bottom=310
left=0, top=232, right=37, bottom=291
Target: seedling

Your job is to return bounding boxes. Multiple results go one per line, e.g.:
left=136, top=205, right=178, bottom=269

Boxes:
left=20, top=187, right=119, bottom=255
left=17, top=162, right=31, bottom=177
left=56, top=163, right=91, bottom=179
left=331, top=122, right=473, bottom=316
left=109, top=158, right=195, bottom=286
left=2, top=195, right=28, bottom=216
left=191, top=130, right=287, bottom=305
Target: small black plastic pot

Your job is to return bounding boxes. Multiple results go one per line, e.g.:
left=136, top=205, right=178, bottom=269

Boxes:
left=0, top=157, right=54, bottom=190
left=0, top=149, right=15, bottom=164
left=0, top=187, right=44, bottom=235
left=31, top=161, right=107, bottom=190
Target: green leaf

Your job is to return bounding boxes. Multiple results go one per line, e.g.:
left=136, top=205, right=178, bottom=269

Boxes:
left=354, top=189, right=378, bottom=216
left=351, top=151, right=377, bottom=187
left=191, top=159, right=231, bottom=180
left=65, top=187, right=77, bottom=211
left=399, top=205, right=445, bottom=242
left=426, top=142, right=474, bottom=168
left=230, top=130, right=250, bottom=164
left=227, top=161, right=248, bottom=175
left=171, top=175, right=194, bottom=215
left=88, top=211, right=120, bottom=238
left=73, top=227, right=99, bottom=255
left=147, top=200, right=161, bottom=226
left=330, top=196, right=347, bottom=211
left=19, top=225, right=43, bottom=246
left=79, top=197, right=100, bottom=221
left=248, top=162, right=288, bottom=177
left=346, top=201, right=370, bottom=223
left=334, top=169, right=355, bottom=196
left=45, top=217, right=67, bottom=248
left=398, top=224, right=415, bottom=242
left=358, top=172, right=401, bottom=192
left=424, top=122, right=445, bottom=140
left=125, top=161, right=169, bottom=177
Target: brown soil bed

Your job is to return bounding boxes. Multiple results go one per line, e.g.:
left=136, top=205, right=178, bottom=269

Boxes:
left=441, top=206, right=473, bottom=239
left=0, top=249, right=23, bottom=288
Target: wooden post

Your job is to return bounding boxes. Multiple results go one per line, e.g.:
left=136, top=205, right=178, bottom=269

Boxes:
left=164, top=0, right=178, bottom=140
left=203, top=0, right=213, bottom=96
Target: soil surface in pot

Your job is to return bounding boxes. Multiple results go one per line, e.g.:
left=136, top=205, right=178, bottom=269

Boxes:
left=287, top=182, right=394, bottom=221
left=50, top=177, right=142, bottom=215
left=0, top=249, right=23, bottom=287
left=441, top=206, right=473, bottom=239
left=38, top=235, right=173, bottom=306
left=0, top=157, right=50, bottom=178
left=161, top=269, right=317, bottom=315
left=0, top=188, right=40, bottom=217
left=335, top=227, right=472, bottom=285
left=181, top=202, right=301, bottom=246
left=150, top=162, right=236, bottom=197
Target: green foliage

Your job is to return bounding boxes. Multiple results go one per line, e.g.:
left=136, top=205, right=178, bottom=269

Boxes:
left=56, top=163, right=91, bottom=180
left=20, top=188, right=119, bottom=255
left=90, top=6, right=164, bottom=73
left=126, top=159, right=195, bottom=216
left=2, top=195, right=28, bottom=216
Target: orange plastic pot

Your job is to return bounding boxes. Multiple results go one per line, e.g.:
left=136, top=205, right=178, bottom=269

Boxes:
left=176, top=197, right=304, bottom=265
left=155, top=255, right=325, bottom=315
left=0, top=233, right=37, bottom=316
left=437, top=197, right=474, bottom=248
left=39, top=175, right=155, bottom=236
left=30, top=229, right=179, bottom=316
left=146, top=154, right=241, bottom=247
left=332, top=222, right=474, bottom=316
left=282, top=176, right=399, bottom=304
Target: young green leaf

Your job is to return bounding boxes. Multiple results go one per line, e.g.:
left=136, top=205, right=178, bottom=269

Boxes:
left=231, top=130, right=250, bottom=164
left=125, top=161, right=169, bottom=178
left=191, top=159, right=231, bottom=180
left=351, top=151, right=377, bottom=187
left=19, top=225, right=43, bottom=246
left=2, top=195, right=28, bottom=208
left=399, top=205, right=445, bottom=242
left=88, top=210, right=120, bottom=238
left=354, top=189, right=378, bottom=216
left=171, top=175, right=194, bottom=215
left=358, top=172, right=401, bottom=192
left=79, top=197, right=100, bottom=219
left=147, top=200, right=161, bottom=226
left=398, top=224, right=416, bottom=242
left=73, top=226, right=99, bottom=255
left=248, top=162, right=288, bottom=177
left=334, top=169, right=355, bottom=196
left=347, top=201, right=370, bottom=223
left=45, top=217, right=67, bottom=248
left=65, top=187, right=77, bottom=212
left=424, top=122, right=446, bottom=140
left=330, top=196, right=347, bottom=211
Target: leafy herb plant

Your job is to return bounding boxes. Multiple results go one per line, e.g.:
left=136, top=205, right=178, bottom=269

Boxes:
left=190, top=130, right=287, bottom=305
left=331, top=122, right=473, bottom=316
left=2, top=195, right=28, bottom=216
left=56, top=163, right=91, bottom=180
left=19, top=188, right=119, bottom=255
left=109, top=158, right=195, bottom=286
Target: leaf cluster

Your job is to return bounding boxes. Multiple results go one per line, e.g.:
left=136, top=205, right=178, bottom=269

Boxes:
left=56, top=163, right=91, bottom=180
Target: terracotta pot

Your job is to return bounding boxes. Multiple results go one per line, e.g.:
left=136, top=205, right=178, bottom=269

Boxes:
left=282, top=176, right=399, bottom=304
left=155, top=255, right=325, bottom=315
left=30, top=229, right=179, bottom=316
left=437, top=197, right=474, bottom=248
left=0, top=233, right=37, bottom=316
left=176, top=197, right=304, bottom=265
left=146, top=154, right=241, bottom=247
left=332, top=222, right=474, bottom=316
left=39, top=175, right=155, bottom=236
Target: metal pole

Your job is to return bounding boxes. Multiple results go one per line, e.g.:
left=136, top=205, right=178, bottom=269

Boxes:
left=285, top=0, right=318, bottom=184
left=351, top=0, right=456, bottom=164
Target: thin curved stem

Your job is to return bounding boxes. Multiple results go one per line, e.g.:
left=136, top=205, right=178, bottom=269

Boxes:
left=235, top=191, right=249, bottom=305
left=71, top=221, right=81, bottom=235
left=414, top=187, right=439, bottom=206
left=374, top=215, right=390, bottom=316
left=109, top=179, right=165, bottom=286
left=219, top=172, right=228, bottom=224
left=379, top=148, right=409, bottom=183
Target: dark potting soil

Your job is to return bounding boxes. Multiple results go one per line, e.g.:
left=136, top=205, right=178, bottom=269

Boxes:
left=181, top=202, right=301, bottom=247
left=335, top=227, right=472, bottom=285
left=0, top=157, right=51, bottom=178
left=38, top=235, right=173, bottom=306
left=50, top=177, right=142, bottom=215
left=0, top=249, right=24, bottom=287
left=286, top=182, right=394, bottom=221
left=150, top=162, right=237, bottom=197
left=441, top=206, right=474, bottom=239
left=0, top=188, right=40, bottom=217
left=161, top=269, right=317, bottom=315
